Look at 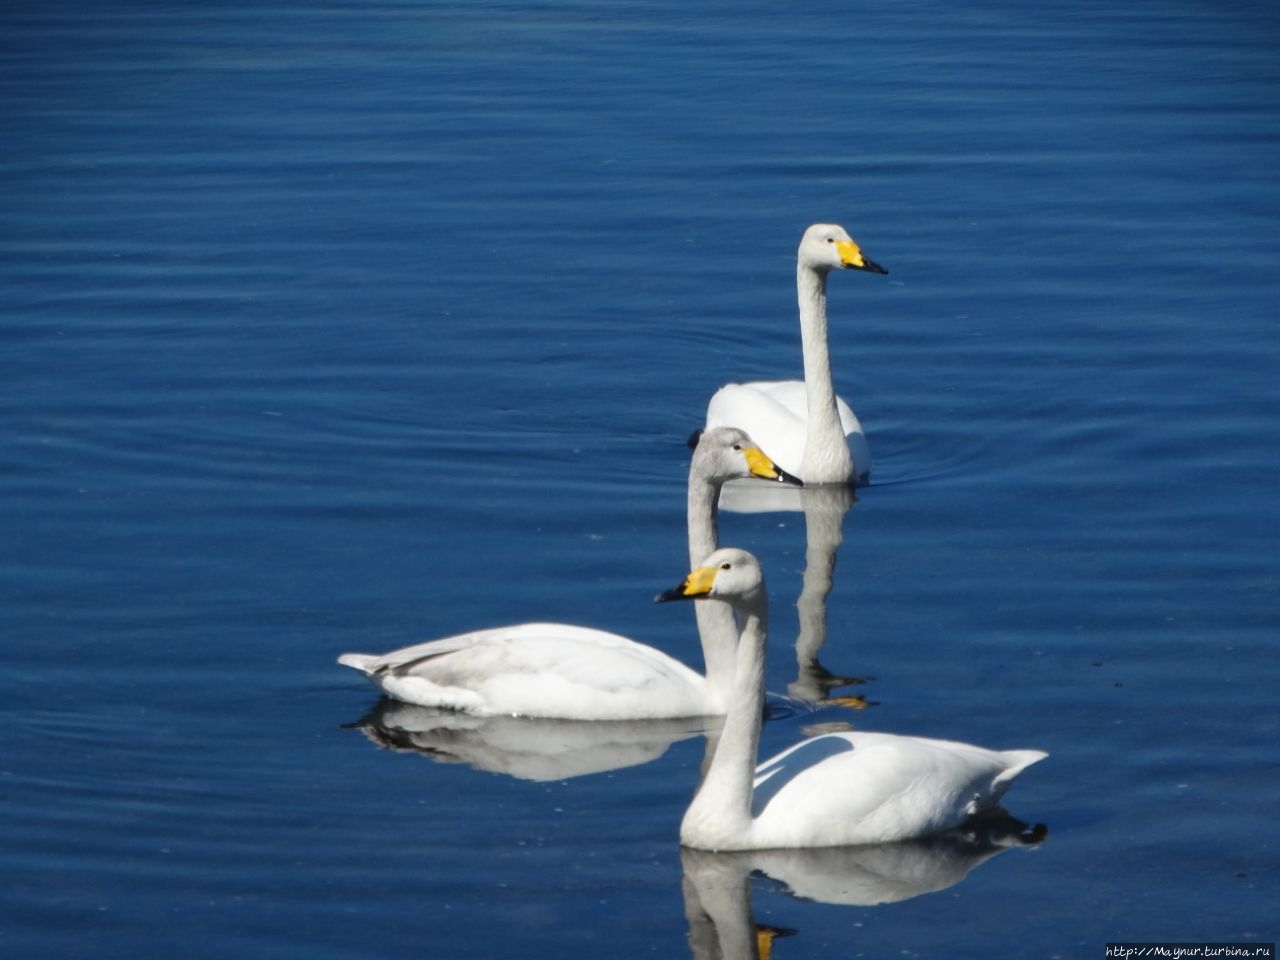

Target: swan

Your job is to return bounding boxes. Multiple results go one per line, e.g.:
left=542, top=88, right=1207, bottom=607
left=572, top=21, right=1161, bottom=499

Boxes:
left=704, top=223, right=887, bottom=485
left=336, top=428, right=800, bottom=719
left=657, top=548, right=1047, bottom=849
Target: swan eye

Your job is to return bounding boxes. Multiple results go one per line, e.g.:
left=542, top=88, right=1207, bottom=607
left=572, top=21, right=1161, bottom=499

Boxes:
left=720, top=562, right=732, bottom=570
left=732, top=443, right=742, bottom=451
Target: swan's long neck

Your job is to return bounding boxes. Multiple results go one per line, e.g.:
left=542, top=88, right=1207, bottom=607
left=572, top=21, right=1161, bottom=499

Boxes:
left=688, top=475, right=738, bottom=710
left=686, top=472, right=720, bottom=566
left=681, top=597, right=767, bottom=847
left=797, top=263, right=852, bottom=483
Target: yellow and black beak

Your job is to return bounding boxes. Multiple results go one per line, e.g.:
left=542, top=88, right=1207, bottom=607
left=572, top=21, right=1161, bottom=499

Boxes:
left=835, top=239, right=888, bottom=276
left=743, top=446, right=803, bottom=486
left=655, top=564, right=719, bottom=604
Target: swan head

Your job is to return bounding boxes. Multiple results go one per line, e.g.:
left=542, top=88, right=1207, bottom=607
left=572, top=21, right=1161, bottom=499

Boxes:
left=655, top=547, right=766, bottom=608
left=692, top=427, right=803, bottom=487
left=799, top=223, right=888, bottom=276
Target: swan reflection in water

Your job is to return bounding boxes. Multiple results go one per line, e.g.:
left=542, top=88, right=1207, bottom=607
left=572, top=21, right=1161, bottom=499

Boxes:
left=682, top=814, right=1048, bottom=959
left=343, top=694, right=836, bottom=782
left=344, top=697, right=721, bottom=782
left=717, top=480, right=871, bottom=708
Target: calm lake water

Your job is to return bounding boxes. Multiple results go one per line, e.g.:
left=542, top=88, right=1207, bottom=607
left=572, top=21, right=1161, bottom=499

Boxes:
left=3, top=1, right=1277, bottom=957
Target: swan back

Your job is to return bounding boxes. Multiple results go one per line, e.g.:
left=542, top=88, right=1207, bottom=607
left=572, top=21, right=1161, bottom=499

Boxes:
left=745, top=732, right=1047, bottom=848
left=338, top=622, right=711, bottom=720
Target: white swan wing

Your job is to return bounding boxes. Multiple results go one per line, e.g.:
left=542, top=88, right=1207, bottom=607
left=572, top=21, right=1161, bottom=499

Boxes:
left=706, top=381, right=868, bottom=478
left=729, top=381, right=862, bottom=431
left=750, top=732, right=1046, bottom=847
left=706, top=383, right=806, bottom=475
left=339, top=623, right=710, bottom=720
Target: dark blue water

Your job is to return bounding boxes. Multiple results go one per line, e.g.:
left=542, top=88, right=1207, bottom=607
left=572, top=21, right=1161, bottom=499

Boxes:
left=3, top=2, right=1277, bottom=957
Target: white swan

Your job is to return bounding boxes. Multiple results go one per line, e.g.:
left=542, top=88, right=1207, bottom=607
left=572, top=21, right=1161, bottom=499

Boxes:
left=705, top=223, right=887, bottom=485
left=657, top=548, right=1047, bottom=849
left=336, top=429, right=800, bottom=719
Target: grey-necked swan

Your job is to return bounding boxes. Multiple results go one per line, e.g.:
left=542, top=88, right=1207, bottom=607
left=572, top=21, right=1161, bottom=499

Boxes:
left=337, top=429, right=799, bottom=719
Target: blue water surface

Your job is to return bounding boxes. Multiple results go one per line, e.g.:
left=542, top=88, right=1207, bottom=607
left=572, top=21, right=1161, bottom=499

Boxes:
left=2, top=2, right=1277, bottom=958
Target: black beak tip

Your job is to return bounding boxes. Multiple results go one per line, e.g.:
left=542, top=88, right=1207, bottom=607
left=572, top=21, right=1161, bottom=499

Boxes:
left=774, top=466, right=804, bottom=487
left=655, top=586, right=690, bottom=604
left=863, top=259, right=889, bottom=276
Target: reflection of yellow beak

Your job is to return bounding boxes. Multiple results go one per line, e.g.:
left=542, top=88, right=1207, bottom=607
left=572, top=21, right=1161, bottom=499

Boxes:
left=835, top=239, right=889, bottom=275
left=757, top=925, right=797, bottom=960
left=743, top=447, right=802, bottom=486
left=656, top=564, right=719, bottom=602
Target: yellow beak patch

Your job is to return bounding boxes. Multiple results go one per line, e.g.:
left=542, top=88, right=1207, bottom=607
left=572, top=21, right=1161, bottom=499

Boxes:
left=677, top=565, right=719, bottom=598
left=834, top=239, right=870, bottom=269
left=743, top=446, right=783, bottom=481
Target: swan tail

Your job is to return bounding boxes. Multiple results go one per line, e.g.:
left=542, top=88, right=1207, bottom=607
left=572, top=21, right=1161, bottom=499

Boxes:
left=993, top=749, right=1048, bottom=793
left=337, top=652, right=379, bottom=675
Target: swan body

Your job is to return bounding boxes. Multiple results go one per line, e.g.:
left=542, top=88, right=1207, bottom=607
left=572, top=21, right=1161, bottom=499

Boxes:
left=658, top=548, right=1046, bottom=849
left=707, top=382, right=868, bottom=486
left=742, top=731, right=1046, bottom=849
left=337, top=429, right=799, bottom=720
left=705, top=223, right=887, bottom=485
left=338, top=624, right=709, bottom=720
